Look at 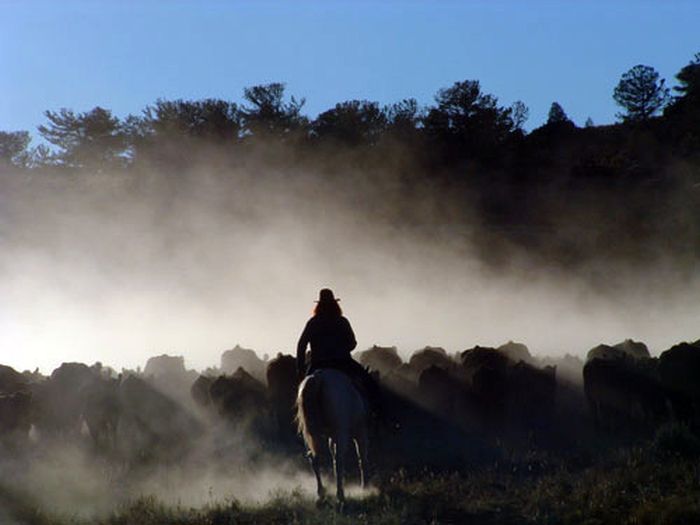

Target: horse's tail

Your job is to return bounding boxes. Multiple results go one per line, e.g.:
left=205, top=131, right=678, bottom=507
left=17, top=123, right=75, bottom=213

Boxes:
left=295, top=373, right=324, bottom=457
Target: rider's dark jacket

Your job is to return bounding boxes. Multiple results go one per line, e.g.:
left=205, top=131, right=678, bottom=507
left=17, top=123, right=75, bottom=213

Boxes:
left=296, top=314, right=357, bottom=374
left=297, top=313, right=385, bottom=418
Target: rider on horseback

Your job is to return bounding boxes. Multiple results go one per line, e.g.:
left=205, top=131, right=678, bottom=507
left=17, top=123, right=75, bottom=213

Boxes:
left=296, top=288, right=382, bottom=417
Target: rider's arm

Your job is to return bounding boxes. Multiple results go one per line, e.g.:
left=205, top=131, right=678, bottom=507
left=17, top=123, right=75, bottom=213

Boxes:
left=296, top=321, right=311, bottom=376
left=344, top=318, right=357, bottom=352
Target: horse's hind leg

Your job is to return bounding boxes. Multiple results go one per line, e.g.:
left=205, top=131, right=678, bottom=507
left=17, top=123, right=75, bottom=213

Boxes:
left=309, top=453, right=325, bottom=501
left=333, top=433, right=351, bottom=507
left=354, top=426, right=369, bottom=489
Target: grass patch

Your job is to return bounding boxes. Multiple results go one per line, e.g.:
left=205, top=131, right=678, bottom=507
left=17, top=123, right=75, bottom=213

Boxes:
left=4, top=442, right=700, bottom=525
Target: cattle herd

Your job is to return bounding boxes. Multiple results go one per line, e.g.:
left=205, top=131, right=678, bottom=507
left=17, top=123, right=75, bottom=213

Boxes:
left=1, top=339, right=699, bottom=470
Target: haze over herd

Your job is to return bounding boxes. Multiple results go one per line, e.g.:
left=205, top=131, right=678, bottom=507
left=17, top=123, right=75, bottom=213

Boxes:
left=2, top=336, right=700, bottom=457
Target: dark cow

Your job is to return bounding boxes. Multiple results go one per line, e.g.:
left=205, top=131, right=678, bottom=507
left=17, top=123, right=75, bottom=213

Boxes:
left=0, top=391, right=32, bottom=445
left=32, top=362, right=94, bottom=439
left=0, top=364, right=32, bottom=444
left=539, top=354, right=584, bottom=385
left=190, top=374, right=215, bottom=410
left=583, top=339, right=675, bottom=432
left=583, top=357, right=673, bottom=432
left=144, top=354, right=187, bottom=379
left=659, top=341, right=700, bottom=424
left=266, top=353, right=299, bottom=443
left=358, top=345, right=403, bottom=377
left=221, top=345, right=267, bottom=383
left=459, top=346, right=512, bottom=429
left=460, top=346, right=557, bottom=432
left=460, top=345, right=509, bottom=366
left=507, top=361, right=557, bottom=429
left=144, top=354, right=199, bottom=408
left=83, top=380, right=118, bottom=448
left=82, top=375, right=121, bottom=452
left=409, top=347, right=454, bottom=376
left=117, top=374, right=203, bottom=464
left=614, top=339, right=651, bottom=360
left=460, top=346, right=511, bottom=380
left=209, top=368, right=268, bottom=425
left=586, top=344, right=629, bottom=362
left=418, top=365, right=472, bottom=425
left=383, top=363, right=422, bottom=395
left=0, top=364, right=29, bottom=394
left=586, top=339, right=649, bottom=363
left=497, top=341, right=534, bottom=364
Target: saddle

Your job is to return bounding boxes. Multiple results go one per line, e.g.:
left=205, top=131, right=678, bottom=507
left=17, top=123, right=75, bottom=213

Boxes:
left=309, top=362, right=398, bottom=429
left=308, top=360, right=370, bottom=400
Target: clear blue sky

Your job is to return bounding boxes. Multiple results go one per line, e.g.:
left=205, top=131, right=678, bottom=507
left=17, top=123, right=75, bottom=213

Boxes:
left=1, top=0, right=698, bottom=140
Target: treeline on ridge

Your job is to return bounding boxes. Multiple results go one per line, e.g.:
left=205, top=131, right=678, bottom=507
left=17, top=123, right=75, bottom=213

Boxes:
left=1, top=54, right=700, bottom=277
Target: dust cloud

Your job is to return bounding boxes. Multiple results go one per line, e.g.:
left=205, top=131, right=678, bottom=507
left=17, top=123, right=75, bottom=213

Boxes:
left=1, top=160, right=699, bottom=375
left=0, top=429, right=317, bottom=521
left=1, top=156, right=699, bottom=522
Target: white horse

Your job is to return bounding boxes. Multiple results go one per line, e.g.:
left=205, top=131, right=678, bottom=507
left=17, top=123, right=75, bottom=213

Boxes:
left=296, top=369, right=369, bottom=505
